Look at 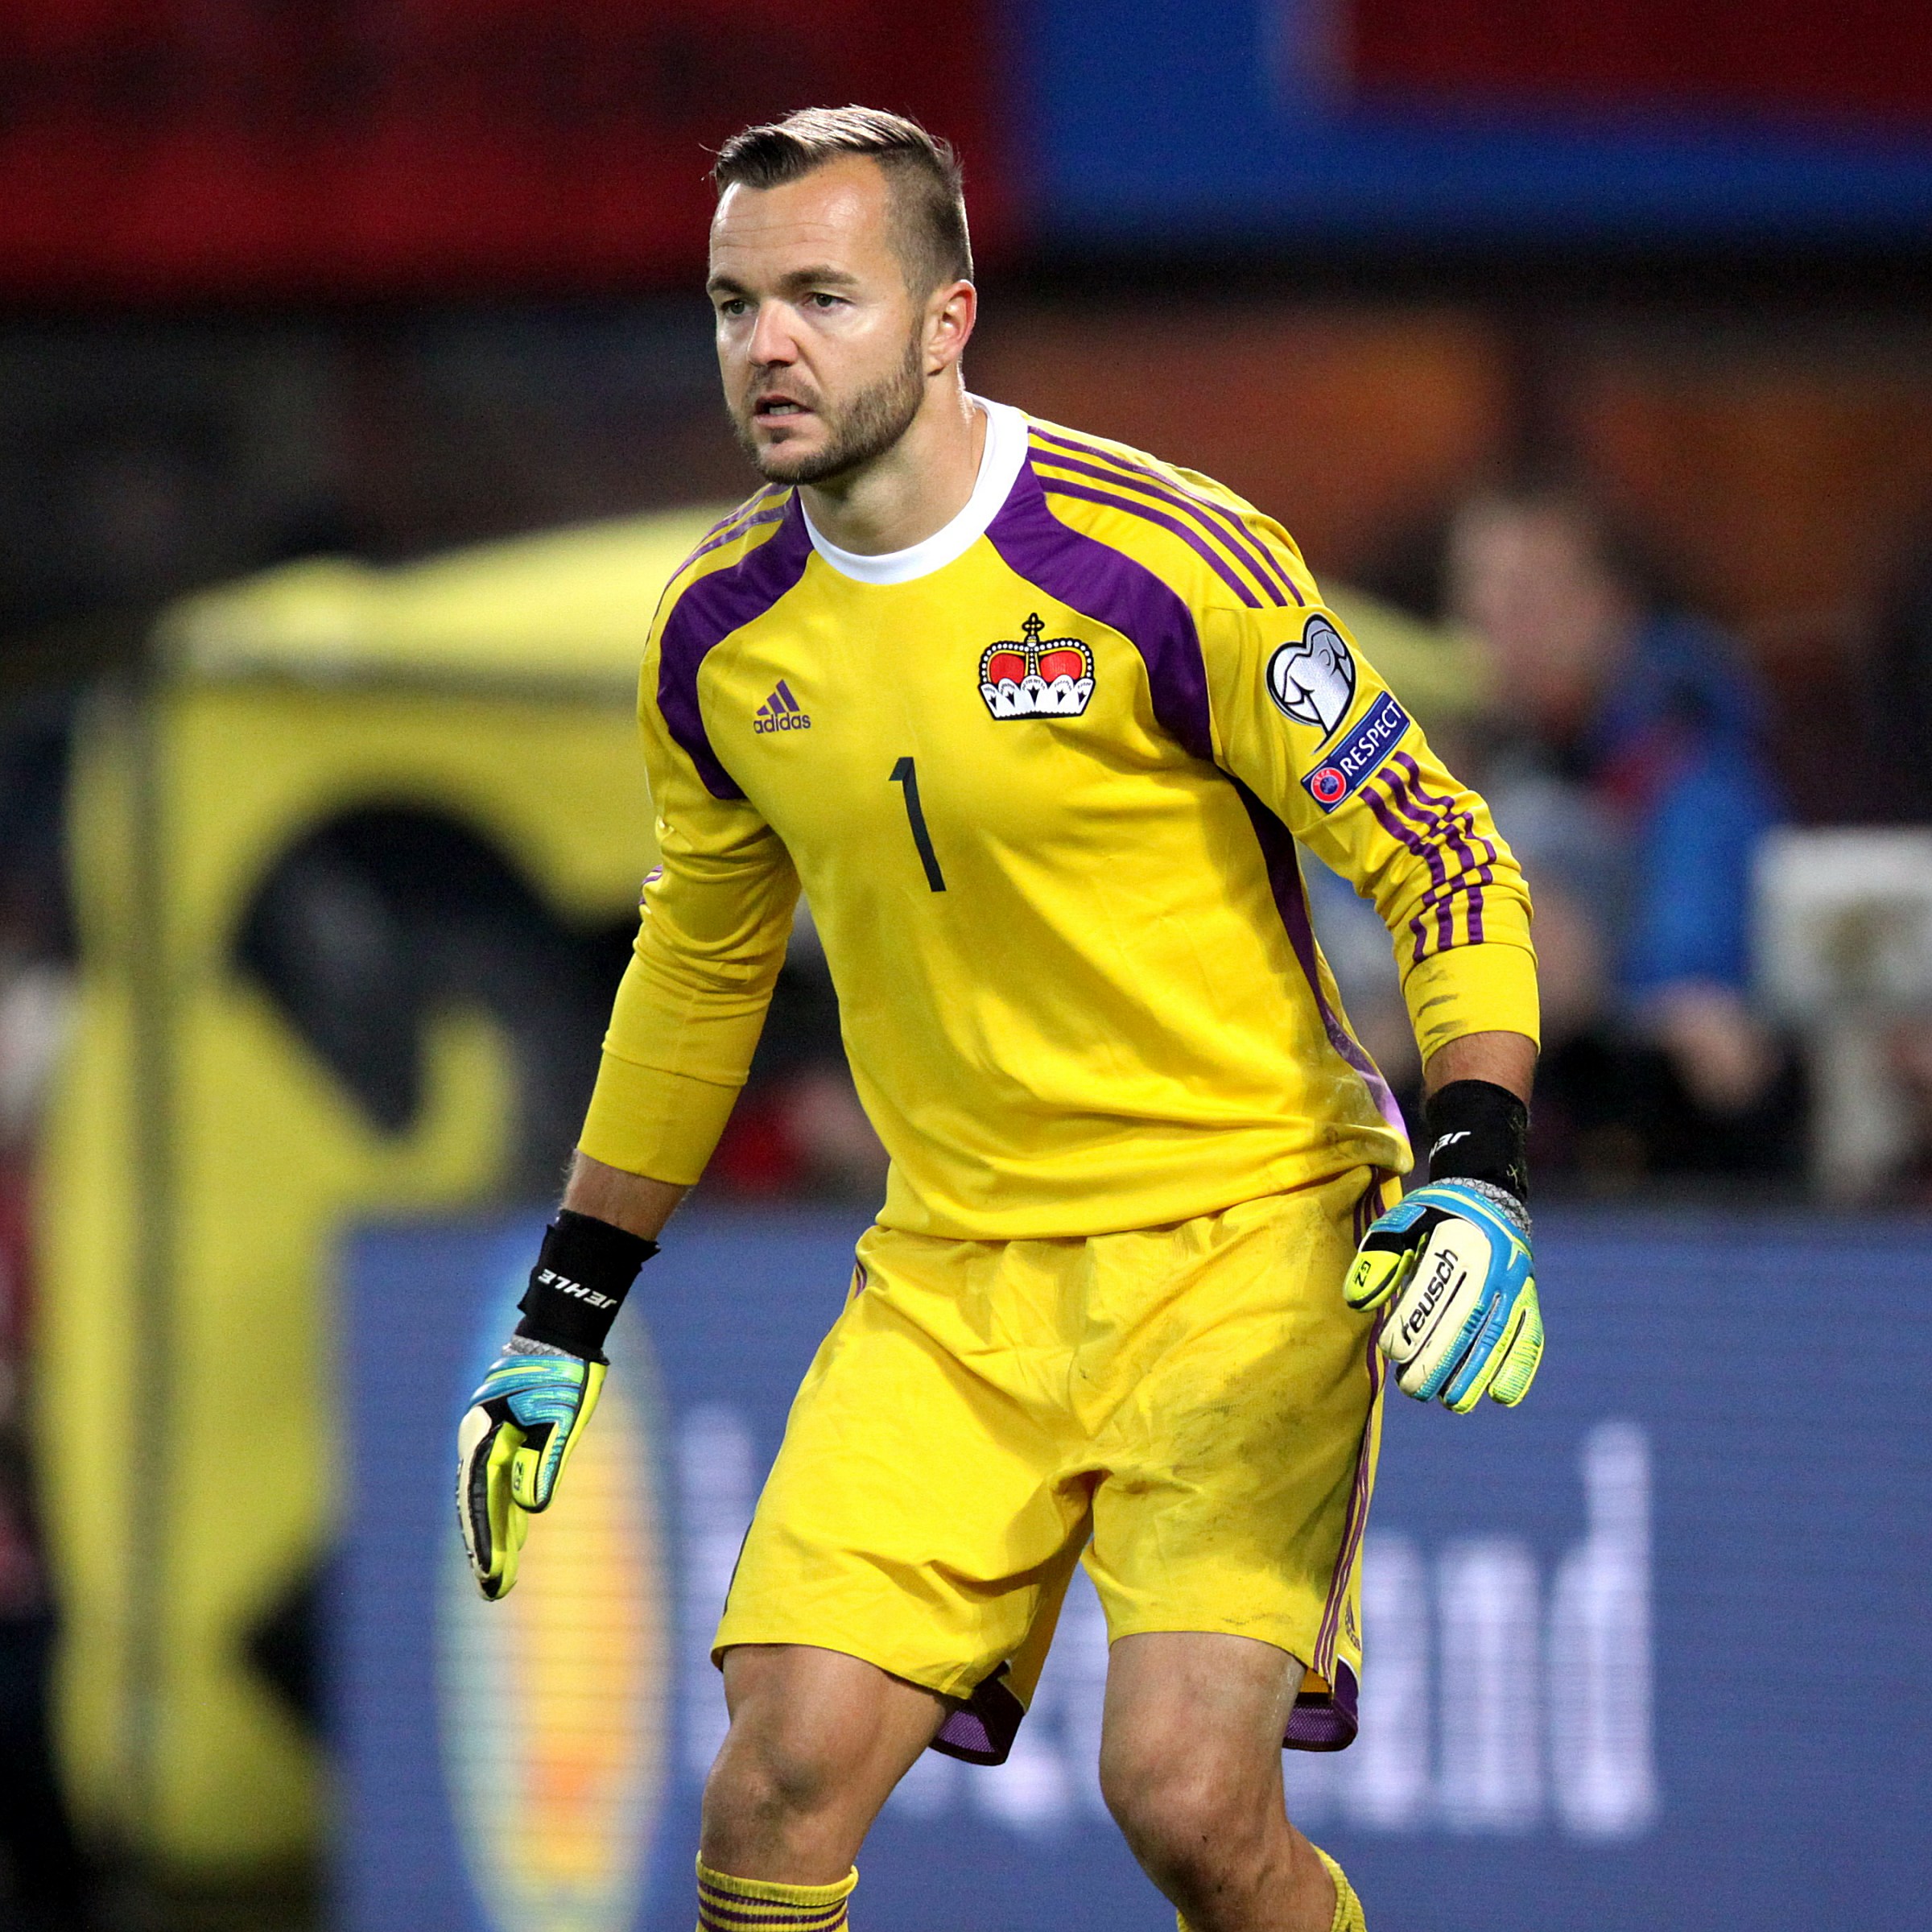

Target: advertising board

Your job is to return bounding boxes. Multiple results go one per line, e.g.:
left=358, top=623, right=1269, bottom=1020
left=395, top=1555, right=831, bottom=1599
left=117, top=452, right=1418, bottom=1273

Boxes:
left=340, top=1207, right=1932, bottom=1931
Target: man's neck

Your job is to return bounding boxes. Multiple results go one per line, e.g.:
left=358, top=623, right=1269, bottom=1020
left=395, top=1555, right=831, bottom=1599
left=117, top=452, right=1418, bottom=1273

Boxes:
left=799, top=382, right=985, bottom=557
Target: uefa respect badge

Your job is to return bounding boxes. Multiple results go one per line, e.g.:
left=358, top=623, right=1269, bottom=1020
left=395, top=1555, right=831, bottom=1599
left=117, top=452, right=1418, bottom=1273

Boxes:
left=1301, top=691, right=1412, bottom=811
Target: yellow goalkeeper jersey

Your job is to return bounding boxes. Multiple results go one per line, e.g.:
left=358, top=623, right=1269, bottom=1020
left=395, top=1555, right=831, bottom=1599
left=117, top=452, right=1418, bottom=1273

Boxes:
left=580, top=398, right=1536, bottom=1241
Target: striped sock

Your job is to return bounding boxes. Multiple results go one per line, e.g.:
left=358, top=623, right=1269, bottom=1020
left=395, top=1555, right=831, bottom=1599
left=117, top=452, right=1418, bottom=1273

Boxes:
left=1172, top=1846, right=1364, bottom=1932
left=696, top=1858, right=857, bottom=1932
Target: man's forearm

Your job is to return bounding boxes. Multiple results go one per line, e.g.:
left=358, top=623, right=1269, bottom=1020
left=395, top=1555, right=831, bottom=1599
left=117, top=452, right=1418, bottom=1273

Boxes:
left=1421, top=1028, right=1536, bottom=1106
left=564, top=1148, right=689, bottom=1242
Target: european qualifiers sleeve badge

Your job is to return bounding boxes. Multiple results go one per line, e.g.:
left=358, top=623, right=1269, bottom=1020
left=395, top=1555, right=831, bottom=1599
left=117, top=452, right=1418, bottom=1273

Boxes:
left=980, top=613, right=1096, bottom=718
left=1267, top=614, right=1356, bottom=738
left=1265, top=613, right=1411, bottom=811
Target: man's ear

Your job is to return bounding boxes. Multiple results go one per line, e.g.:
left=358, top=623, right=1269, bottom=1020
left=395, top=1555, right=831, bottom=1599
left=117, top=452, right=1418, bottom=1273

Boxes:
left=925, top=279, right=977, bottom=375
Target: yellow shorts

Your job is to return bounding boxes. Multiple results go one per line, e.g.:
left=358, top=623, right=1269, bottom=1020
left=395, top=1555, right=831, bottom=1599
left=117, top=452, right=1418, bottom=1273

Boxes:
left=714, top=1169, right=1391, bottom=1761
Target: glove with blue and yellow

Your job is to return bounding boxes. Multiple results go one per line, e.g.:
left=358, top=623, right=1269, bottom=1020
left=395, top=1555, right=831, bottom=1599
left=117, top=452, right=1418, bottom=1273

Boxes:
left=456, top=1209, right=655, bottom=1600
left=1345, top=1080, right=1543, bottom=1414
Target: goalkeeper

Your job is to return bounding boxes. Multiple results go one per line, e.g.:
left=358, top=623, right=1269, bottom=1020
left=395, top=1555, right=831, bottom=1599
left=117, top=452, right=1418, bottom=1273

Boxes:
left=458, top=105, right=1541, bottom=1932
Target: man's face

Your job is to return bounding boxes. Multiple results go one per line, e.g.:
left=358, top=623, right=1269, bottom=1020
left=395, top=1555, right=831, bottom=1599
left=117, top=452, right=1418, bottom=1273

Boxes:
left=1447, top=502, right=1631, bottom=738
left=708, top=156, right=931, bottom=485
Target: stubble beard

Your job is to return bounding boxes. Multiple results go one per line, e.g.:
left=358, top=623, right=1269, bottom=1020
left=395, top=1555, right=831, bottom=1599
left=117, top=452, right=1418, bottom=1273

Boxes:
left=734, top=333, right=926, bottom=486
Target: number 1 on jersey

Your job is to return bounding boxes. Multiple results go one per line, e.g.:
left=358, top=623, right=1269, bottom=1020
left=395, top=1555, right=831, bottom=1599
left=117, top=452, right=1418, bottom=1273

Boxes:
left=890, top=758, right=947, bottom=893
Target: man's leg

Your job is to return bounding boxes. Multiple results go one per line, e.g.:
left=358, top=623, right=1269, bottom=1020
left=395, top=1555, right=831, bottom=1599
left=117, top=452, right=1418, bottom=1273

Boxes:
left=702, top=1643, right=947, bottom=1880
left=1100, top=1632, right=1358, bottom=1932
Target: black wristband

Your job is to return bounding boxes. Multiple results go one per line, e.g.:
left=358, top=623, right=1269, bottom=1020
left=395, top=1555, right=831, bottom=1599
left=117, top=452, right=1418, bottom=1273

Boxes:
left=514, top=1208, right=657, bottom=1360
left=1422, top=1080, right=1530, bottom=1202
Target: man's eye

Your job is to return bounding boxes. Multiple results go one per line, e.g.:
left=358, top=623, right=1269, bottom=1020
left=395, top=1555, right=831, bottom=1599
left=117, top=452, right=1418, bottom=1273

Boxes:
left=716, top=298, right=748, bottom=319
left=807, top=292, right=845, bottom=310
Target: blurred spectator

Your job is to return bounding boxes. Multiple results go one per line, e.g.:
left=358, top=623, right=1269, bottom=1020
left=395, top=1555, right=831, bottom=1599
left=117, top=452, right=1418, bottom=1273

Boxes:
left=1444, top=486, right=1800, bottom=1183
left=1886, top=1018, right=1932, bottom=1207
left=1869, top=528, right=1932, bottom=822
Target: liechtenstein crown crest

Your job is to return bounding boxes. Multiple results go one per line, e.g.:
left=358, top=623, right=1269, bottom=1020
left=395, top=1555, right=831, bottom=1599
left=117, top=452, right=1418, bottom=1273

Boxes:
left=979, top=613, right=1095, bottom=719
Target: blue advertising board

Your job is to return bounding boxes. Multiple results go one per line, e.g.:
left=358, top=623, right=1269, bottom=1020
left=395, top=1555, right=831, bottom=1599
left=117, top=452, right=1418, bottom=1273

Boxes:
left=1022, top=0, right=1932, bottom=246
left=337, top=1208, right=1932, bottom=1932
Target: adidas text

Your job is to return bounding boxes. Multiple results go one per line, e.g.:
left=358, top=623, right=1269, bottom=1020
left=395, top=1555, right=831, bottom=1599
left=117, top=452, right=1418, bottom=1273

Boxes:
left=754, top=681, right=811, bottom=733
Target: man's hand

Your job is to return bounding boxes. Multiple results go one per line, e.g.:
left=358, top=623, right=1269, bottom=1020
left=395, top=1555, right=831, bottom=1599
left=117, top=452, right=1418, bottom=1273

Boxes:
left=452, top=1195, right=658, bottom=1600
left=456, top=1344, right=605, bottom=1600
left=1345, top=1180, right=1542, bottom=1413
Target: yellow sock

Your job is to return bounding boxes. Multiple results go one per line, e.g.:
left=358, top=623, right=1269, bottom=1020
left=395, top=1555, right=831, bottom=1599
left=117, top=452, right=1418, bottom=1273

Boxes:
left=696, top=1857, right=857, bottom=1932
left=1174, top=1846, right=1364, bottom=1932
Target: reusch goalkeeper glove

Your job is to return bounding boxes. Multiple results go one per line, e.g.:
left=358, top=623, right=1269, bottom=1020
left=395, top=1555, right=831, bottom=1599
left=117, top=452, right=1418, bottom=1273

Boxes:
left=457, top=1344, right=605, bottom=1600
left=1344, top=1079, right=1544, bottom=1414
left=456, top=1208, right=654, bottom=1600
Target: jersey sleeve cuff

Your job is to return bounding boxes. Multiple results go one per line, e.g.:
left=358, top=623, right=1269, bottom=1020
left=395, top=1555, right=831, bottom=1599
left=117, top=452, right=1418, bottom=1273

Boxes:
left=1402, top=941, right=1541, bottom=1063
left=577, top=1051, right=741, bottom=1188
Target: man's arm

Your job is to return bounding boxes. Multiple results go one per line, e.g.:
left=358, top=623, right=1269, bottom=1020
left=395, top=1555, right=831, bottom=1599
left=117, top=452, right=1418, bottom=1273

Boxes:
left=1422, top=1028, right=1536, bottom=1104
left=459, top=592, right=797, bottom=1599
left=562, top=1149, right=687, bottom=1242
left=1196, top=593, right=1539, bottom=1079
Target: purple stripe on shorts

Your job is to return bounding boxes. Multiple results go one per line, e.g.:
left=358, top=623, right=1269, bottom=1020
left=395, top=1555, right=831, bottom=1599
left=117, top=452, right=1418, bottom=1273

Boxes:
left=1030, top=441, right=1290, bottom=609
left=1313, top=1327, right=1385, bottom=1691
left=1030, top=426, right=1306, bottom=607
left=658, top=497, right=812, bottom=800
left=1231, top=777, right=1407, bottom=1137
left=1041, top=478, right=1265, bottom=609
left=986, top=460, right=1215, bottom=762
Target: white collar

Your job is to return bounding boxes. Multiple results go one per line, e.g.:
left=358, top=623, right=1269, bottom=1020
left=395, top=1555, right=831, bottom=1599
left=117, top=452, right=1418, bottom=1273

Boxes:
left=801, top=396, right=1027, bottom=585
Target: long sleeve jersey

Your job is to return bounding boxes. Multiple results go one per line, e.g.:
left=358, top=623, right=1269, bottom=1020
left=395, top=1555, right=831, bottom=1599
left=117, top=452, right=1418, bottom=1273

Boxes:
left=580, top=398, right=1537, bottom=1241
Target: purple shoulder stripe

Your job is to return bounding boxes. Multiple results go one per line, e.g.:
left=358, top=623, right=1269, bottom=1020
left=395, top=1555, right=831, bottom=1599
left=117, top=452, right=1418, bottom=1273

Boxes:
left=1034, top=445, right=1285, bottom=609
left=679, top=501, right=788, bottom=576
left=657, top=498, right=811, bottom=800
left=1030, top=426, right=1306, bottom=608
left=1042, top=477, right=1265, bottom=609
left=986, top=460, right=1214, bottom=761
left=673, top=489, right=789, bottom=580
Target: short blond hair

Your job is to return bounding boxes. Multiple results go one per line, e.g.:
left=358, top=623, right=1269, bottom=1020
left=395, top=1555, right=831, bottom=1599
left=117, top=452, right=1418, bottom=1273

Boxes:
left=713, top=105, right=972, bottom=295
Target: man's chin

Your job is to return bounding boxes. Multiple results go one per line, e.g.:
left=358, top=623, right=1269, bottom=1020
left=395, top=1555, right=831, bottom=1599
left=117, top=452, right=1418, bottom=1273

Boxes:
left=749, top=439, right=823, bottom=483
left=749, top=437, right=858, bottom=488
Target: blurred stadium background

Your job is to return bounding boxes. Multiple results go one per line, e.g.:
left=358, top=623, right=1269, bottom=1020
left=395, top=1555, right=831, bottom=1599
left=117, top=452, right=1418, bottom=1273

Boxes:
left=0, top=3, right=1929, bottom=1929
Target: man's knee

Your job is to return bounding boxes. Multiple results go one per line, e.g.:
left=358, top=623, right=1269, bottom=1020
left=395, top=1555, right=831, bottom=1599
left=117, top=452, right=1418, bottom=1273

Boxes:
left=700, top=1645, right=946, bottom=1874
left=704, top=1711, right=848, bottom=1839
left=1099, top=1733, right=1272, bottom=1885
left=704, top=1654, right=882, bottom=1839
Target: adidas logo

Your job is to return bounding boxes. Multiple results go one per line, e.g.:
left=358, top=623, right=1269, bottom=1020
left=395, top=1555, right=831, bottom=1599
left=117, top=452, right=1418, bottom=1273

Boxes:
left=753, top=680, right=811, bottom=734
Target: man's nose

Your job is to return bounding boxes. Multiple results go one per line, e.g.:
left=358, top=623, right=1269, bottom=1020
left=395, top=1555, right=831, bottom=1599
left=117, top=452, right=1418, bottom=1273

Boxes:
left=747, top=302, right=799, bottom=367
